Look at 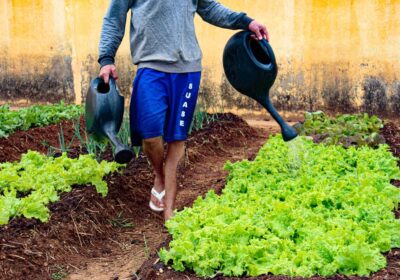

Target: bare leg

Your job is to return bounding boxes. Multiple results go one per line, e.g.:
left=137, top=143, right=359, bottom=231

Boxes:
left=164, top=141, right=185, bottom=220
left=143, top=137, right=165, bottom=209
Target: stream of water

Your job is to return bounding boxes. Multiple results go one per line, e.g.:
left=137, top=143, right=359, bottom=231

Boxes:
left=287, top=136, right=306, bottom=176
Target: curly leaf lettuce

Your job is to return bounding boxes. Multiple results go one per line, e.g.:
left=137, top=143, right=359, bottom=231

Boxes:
left=0, top=151, right=122, bottom=224
left=0, top=102, right=82, bottom=138
left=161, top=136, right=400, bottom=277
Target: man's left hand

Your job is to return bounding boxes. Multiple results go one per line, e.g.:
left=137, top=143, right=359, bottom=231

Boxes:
left=249, top=20, right=269, bottom=41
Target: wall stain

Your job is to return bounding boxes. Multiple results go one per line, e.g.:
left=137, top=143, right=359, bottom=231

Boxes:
left=0, top=55, right=74, bottom=103
left=390, top=82, right=400, bottom=115
left=321, top=67, right=355, bottom=113
left=362, top=77, right=388, bottom=116
left=220, top=73, right=261, bottom=111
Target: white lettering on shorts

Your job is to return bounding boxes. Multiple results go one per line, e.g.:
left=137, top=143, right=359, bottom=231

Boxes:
left=179, top=82, right=194, bottom=128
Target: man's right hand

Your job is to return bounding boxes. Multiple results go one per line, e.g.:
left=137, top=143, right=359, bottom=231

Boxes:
left=99, top=64, right=118, bottom=84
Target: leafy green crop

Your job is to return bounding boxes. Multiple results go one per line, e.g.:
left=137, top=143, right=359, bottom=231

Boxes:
left=160, top=136, right=400, bottom=277
left=0, top=102, right=82, bottom=138
left=294, top=111, right=385, bottom=147
left=0, top=151, right=122, bottom=224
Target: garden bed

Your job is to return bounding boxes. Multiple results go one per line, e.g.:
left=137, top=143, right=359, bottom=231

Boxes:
left=137, top=120, right=400, bottom=280
left=1, top=113, right=399, bottom=280
left=0, top=117, right=85, bottom=163
left=0, top=113, right=263, bottom=280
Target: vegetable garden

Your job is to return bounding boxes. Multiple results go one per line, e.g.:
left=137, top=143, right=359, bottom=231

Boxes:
left=0, top=103, right=399, bottom=280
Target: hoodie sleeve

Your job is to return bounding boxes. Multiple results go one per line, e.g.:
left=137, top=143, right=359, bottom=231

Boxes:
left=197, top=0, right=253, bottom=30
left=98, top=0, right=133, bottom=68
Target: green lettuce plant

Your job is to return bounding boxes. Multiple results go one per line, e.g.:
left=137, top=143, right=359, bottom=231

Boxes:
left=294, top=111, right=385, bottom=147
left=0, top=102, right=82, bottom=138
left=160, top=136, right=400, bottom=277
left=0, top=151, right=123, bottom=224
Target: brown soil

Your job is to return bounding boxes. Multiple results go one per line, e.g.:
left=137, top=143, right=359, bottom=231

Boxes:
left=137, top=250, right=400, bottom=280
left=0, top=113, right=268, bottom=280
left=381, top=122, right=400, bottom=159
left=381, top=122, right=400, bottom=212
left=136, top=121, right=400, bottom=280
left=0, top=118, right=86, bottom=163
left=1, top=116, right=399, bottom=280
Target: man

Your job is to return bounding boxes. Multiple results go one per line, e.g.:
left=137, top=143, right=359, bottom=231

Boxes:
left=98, top=0, right=268, bottom=221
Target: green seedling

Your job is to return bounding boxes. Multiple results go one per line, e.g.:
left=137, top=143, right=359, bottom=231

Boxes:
left=109, top=211, right=135, bottom=228
left=143, top=233, right=150, bottom=259
left=51, top=265, right=68, bottom=280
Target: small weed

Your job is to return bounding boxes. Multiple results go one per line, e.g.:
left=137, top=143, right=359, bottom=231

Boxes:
left=72, top=120, right=108, bottom=160
left=109, top=212, right=135, bottom=228
left=133, top=146, right=141, bottom=158
left=40, top=140, right=49, bottom=148
left=48, top=124, right=76, bottom=156
left=117, top=117, right=131, bottom=147
left=143, top=233, right=149, bottom=259
left=51, top=265, right=68, bottom=280
left=189, top=103, right=219, bottom=134
left=57, top=125, right=68, bottom=153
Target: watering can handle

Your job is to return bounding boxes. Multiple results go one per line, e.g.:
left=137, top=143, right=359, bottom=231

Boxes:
left=107, top=76, right=116, bottom=88
left=94, top=76, right=116, bottom=88
left=259, top=38, right=277, bottom=66
left=92, top=76, right=119, bottom=96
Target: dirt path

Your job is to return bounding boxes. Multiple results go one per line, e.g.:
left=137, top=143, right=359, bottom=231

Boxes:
left=65, top=118, right=277, bottom=280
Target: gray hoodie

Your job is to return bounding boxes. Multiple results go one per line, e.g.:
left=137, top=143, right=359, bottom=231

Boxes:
left=99, top=0, right=253, bottom=73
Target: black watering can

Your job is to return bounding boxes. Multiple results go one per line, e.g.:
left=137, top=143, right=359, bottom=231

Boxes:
left=85, top=77, right=134, bottom=164
left=223, top=31, right=298, bottom=142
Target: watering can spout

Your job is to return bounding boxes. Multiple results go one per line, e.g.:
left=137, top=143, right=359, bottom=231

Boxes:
left=223, top=31, right=298, bottom=142
left=260, top=98, right=298, bottom=142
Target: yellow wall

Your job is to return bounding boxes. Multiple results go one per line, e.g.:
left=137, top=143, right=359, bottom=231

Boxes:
left=0, top=0, right=399, bottom=115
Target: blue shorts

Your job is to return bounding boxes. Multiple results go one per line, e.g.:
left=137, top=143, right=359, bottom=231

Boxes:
left=130, top=68, right=201, bottom=146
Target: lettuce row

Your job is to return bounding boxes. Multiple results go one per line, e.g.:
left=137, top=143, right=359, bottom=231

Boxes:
left=295, top=111, right=384, bottom=147
left=0, top=151, right=122, bottom=224
left=161, top=136, right=400, bottom=277
left=0, top=102, right=82, bottom=138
